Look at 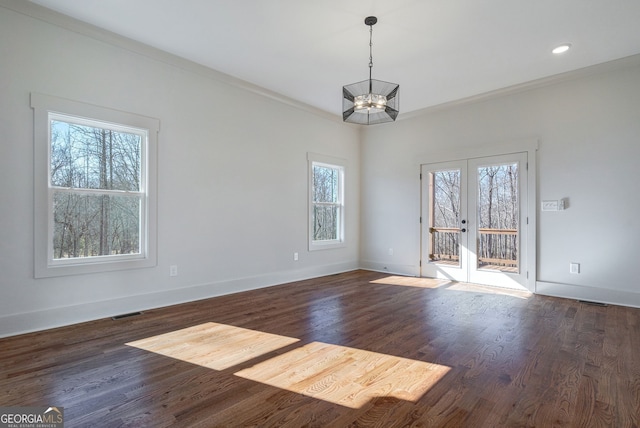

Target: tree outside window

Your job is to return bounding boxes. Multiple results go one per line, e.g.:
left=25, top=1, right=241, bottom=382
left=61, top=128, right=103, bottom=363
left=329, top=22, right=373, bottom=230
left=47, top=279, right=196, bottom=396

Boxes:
left=50, top=117, right=144, bottom=260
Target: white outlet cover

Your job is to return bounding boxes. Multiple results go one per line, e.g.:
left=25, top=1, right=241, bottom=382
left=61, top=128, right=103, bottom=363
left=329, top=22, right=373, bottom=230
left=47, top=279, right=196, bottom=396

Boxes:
left=542, top=200, right=559, bottom=211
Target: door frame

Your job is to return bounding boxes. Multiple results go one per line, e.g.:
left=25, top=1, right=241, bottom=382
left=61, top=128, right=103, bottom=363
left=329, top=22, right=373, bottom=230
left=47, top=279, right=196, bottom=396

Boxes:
left=418, top=140, right=538, bottom=292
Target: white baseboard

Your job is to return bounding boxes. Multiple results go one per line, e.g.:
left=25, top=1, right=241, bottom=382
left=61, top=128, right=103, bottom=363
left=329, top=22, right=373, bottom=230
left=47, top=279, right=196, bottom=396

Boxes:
left=9, top=266, right=635, bottom=338
left=536, top=281, right=640, bottom=308
left=0, top=261, right=358, bottom=338
left=359, top=260, right=419, bottom=277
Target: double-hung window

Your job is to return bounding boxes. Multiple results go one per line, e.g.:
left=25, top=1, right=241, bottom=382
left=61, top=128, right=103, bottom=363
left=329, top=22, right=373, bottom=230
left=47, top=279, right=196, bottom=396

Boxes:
left=32, top=94, right=158, bottom=277
left=308, top=153, right=345, bottom=250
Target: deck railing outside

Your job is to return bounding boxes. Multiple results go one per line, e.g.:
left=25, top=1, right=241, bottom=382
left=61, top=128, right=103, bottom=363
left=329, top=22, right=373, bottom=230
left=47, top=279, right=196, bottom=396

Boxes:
left=430, top=227, right=518, bottom=271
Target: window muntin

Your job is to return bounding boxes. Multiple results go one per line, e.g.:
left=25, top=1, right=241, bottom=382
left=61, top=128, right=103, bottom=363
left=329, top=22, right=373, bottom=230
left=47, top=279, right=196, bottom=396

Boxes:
left=309, top=154, right=345, bottom=250
left=32, top=93, right=158, bottom=277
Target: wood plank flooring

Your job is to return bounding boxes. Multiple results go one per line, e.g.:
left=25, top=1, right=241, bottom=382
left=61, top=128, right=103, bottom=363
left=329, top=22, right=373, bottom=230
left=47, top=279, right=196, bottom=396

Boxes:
left=1, top=270, right=639, bottom=427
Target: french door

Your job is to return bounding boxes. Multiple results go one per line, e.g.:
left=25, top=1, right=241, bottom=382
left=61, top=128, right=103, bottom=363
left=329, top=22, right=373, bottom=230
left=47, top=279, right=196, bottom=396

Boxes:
left=421, top=153, right=529, bottom=289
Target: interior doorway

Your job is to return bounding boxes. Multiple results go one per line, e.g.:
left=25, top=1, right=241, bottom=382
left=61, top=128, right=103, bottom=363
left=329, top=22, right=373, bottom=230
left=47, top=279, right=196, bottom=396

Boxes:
left=420, top=153, right=529, bottom=290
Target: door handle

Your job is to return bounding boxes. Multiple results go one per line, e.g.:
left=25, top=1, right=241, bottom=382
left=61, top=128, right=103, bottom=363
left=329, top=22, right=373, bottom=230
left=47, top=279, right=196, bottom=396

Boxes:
left=461, top=228, right=467, bottom=233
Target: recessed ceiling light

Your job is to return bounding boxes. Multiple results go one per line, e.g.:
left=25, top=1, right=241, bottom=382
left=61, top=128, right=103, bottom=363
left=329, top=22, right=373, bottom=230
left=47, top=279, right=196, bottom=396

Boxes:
left=552, top=43, right=572, bottom=54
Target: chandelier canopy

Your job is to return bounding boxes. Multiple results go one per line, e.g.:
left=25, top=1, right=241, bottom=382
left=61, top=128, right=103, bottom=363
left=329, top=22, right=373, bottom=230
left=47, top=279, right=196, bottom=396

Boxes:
left=342, top=16, right=399, bottom=125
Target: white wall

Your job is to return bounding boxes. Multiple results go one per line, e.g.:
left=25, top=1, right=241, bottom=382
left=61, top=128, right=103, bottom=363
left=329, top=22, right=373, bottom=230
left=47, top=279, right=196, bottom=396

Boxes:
left=0, top=3, right=360, bottom=337
left=360, top=56, right=640, bottom=307
left=2, top=2, right=640, bottom=338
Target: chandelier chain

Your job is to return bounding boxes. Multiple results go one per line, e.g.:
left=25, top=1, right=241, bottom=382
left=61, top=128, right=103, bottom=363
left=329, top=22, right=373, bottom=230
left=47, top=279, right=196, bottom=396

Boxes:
left=368, top=24, right=373, bottom=81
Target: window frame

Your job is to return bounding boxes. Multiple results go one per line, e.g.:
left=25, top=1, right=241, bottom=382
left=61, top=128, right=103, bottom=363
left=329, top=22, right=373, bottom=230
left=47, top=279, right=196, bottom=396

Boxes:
left=32, top=93, right=159, bottom=278
left=308, top=153, right=346, bottom=251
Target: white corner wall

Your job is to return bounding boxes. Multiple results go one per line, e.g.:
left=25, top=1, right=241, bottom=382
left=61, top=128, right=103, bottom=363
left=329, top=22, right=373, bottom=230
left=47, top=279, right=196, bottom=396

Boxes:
left=361, top=56, right=640, bottom=307
left=0, top=2, right=360, bottom=337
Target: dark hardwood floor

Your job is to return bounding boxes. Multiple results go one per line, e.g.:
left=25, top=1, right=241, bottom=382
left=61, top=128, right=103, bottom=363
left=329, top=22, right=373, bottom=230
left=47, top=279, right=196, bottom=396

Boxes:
left=1, top=270, right=639, bottom=427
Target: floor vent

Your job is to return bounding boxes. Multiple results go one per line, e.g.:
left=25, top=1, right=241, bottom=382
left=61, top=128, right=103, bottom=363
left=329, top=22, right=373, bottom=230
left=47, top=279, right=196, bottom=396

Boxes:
left=578, top=300, right=607, bottom=307
left=112, top=311, right=143, bottom=320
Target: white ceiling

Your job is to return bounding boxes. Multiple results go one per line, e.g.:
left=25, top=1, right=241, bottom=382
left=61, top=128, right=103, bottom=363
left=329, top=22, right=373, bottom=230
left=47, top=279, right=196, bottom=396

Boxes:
left=28, top=0, right=640, bottom=118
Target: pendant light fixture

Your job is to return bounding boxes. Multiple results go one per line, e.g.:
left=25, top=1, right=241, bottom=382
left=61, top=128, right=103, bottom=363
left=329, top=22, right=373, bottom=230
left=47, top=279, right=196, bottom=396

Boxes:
left=343, top=16, right=399, bottom=125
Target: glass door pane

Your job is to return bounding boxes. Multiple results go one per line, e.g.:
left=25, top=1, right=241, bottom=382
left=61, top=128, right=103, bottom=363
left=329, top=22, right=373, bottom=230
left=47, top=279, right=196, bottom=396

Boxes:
left=476, top=162, right=519, bottom=273
left=429, top=169, right=462, bottom=267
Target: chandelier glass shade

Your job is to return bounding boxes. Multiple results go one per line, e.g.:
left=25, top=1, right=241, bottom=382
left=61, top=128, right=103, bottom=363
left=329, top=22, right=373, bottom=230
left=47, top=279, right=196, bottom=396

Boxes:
left=343, top=16, right=399, bottom=125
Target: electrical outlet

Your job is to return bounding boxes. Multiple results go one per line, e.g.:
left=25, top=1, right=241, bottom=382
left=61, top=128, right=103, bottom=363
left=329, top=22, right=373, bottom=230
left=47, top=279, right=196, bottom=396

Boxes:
left=569, top=263, right=580, bottom=274
left=170, top=265, right=178, bottom=276
left=388, top=248, right=394, bottom=256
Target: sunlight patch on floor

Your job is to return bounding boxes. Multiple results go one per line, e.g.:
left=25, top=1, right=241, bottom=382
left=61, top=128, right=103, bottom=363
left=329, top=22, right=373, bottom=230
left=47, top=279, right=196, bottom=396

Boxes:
left=371, top=274, right=532, bottom=299
left=128, top=323, right=450, bottom=409
left=445, top=282, right=532, bottom=299
left=126, top=322, right=299, bottom=370
left=234, top=341, right=451, bottom=409
left=370, top=276, right=452, bottom=289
